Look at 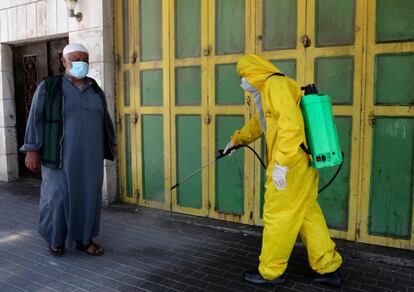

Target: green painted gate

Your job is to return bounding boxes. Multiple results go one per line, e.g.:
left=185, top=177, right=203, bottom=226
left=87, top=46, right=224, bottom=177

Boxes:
left=359, top=0, right=414, bottom=249
left=115, top=0, right=414, bottom=249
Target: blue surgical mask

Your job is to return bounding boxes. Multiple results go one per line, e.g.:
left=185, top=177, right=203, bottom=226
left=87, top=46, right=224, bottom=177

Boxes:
left=69, top=61, right=89, bottom=79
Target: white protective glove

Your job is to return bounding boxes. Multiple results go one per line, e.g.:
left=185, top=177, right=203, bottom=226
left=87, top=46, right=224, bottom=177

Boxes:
left=223, top=140, right=237, bottom=156
left=272, top=163, right=288, bottom=190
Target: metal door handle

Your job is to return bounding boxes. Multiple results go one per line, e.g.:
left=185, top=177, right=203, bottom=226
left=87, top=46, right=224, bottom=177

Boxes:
left=131, top=112, right=139, bottom=124
left=300, top=35, right=311, bottom=48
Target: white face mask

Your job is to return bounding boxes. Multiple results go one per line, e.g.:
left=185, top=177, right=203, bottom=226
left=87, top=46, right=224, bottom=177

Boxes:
left=240, top=78, right=266, bottom=132
left=240, top=77, right=257, bottom=93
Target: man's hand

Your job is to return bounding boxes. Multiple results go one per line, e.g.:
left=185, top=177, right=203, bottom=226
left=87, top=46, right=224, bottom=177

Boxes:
left=25, top=151, right=41, bottom=172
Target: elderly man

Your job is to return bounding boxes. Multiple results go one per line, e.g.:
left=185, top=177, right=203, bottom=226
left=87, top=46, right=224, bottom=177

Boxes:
left=20, top=43, right=116, bottom=256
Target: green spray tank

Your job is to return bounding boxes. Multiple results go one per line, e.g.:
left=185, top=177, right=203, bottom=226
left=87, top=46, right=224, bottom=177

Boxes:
left=300, top=84, right=343, bottom=169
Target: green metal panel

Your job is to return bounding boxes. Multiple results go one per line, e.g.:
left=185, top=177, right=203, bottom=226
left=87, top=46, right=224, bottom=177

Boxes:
left=263, top=0, right=297, bottom=50
left=315, top=0, right=355, bottom=47
left=369, top=118, right=413, bottom=239
left=141, top=69, right=163, bottom=106
left=376, top=0, right=414, bottom=43
left=375, top=53, right=414, bottom=106
left=271, top=59, right=296, bottom=79
left=176, top=66, right=201, bottom=106
left=318, top=117, right=352, bottom=231
left=124, top=114, right=133, bottom=197
left=123, top=71, right=130, bottom=107
left=216, top=115, right=245, bottom=214
left=216, top=0, right=245, bottom=55
left=216, top=64, right=244, bottom=105
left=142, top=115, right=165, bottom=202
left=175, top=0, right=201, bottom=58
left=122, top=0, right=129, bottom=64
left=315, top=57, right=354, bottom=105
left=176, top=115, right=202, bottom=208
left=140, top=0, right=162, bottom=61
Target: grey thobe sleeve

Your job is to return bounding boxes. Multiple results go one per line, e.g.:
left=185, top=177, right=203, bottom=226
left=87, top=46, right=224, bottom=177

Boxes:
left=20, top=81, right=46, bottom=153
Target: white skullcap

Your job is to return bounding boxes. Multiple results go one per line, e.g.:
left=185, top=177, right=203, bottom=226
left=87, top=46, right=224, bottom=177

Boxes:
left=63, top=43, right=89, bottom=55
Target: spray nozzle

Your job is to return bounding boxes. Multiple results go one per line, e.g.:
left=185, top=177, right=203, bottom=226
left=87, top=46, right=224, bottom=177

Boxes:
left=301, top=84, right=319, bottom=95
left=217, top=145, right=242, bottom=159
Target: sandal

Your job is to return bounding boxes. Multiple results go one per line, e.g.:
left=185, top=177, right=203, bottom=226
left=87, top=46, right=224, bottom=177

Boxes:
left=75, top=240, right=104, bottom=256
left=48, top=244, right=65, bottom=256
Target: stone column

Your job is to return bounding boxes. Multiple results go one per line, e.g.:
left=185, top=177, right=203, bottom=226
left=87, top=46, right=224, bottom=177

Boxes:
left=0, top=44, right=19, bottom=181
left=68, top=0, right=118, bottom=204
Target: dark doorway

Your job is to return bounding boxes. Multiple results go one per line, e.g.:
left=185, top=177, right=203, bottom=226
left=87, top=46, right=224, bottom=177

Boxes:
left=14, top=38, right=68, bottom=178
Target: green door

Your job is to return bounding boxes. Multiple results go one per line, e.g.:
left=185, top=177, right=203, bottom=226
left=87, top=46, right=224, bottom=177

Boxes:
left=170, top=0, right=209, bottom=216
left=115, top=0, right=172, bottom=209
left=360, top=0, right=414, bottom=249
left=304, top=0, right=364, bottom=241
left=114, top=0, right=414, bottom=249
left=255, top=0, right=306, bottom=222
left=255, top=0, right=363, bottom=242
left=207, top=0, right=256, bottom=224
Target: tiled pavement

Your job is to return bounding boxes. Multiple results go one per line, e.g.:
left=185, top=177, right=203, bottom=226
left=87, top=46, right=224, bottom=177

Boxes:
left=0, top=180, right=413, bottom=292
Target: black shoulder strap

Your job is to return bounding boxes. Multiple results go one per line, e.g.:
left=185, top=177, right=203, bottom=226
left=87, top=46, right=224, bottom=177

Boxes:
left=266, top=72, right=285, bottom=80
left=300, top=143, right=310, bottom=155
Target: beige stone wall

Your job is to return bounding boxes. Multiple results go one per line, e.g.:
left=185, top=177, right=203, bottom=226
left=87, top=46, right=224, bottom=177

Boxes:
left=0, top=0, right=117, bottom=204
left=0, top=44, right=18, bottom=182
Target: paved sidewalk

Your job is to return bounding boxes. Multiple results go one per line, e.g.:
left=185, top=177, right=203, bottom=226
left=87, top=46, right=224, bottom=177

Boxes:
left=0, top=180, right=413, bottom=292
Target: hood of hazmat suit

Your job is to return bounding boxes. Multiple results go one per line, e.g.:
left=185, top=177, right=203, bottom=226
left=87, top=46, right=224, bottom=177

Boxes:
left=233, top=53, right=305, bottom=166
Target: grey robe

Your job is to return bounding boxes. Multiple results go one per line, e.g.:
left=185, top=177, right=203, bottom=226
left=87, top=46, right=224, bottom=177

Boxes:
left=20, top=75, right=116, bottom=246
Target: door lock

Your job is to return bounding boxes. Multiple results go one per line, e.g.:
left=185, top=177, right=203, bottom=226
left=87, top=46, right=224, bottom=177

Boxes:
left=203, top=45, right=212, bottom=56
left=131, top=52, right=138, bottom=64
left=131, top=112, right=139, bottom=124
left=204, top=113, right=211, bottom=124
left=300, top=35, right=311, bottom=48
left=368, top=111, right=376, bottom=127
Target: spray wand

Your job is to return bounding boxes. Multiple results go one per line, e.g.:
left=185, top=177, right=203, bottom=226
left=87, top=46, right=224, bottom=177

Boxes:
left=171, top=145, right=343, bottom=194
left=170, top=145, right=265, bottom=191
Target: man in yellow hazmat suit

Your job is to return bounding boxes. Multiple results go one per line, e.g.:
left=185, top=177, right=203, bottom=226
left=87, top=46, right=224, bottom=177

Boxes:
left=223, top=54, right=343, bottom=286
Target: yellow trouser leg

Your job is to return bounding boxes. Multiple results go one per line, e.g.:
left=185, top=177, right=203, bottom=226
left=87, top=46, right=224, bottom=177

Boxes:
left=299, top=200, right=343, bottom=274
left=258, top=156, right=318, bottom=280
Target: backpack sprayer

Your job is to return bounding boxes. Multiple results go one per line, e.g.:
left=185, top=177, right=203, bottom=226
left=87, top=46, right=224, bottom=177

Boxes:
left=300, top=84, right=343, bottom=168
left=171, top=84, right=344, bottom=194
left=300, top=84, right=344, bottom=193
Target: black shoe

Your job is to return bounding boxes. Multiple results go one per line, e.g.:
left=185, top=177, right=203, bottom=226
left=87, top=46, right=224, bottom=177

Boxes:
left=312, top=270, right=341, bottom=287
left=243, top=269, right=286, bottom=285
left=48, top=244, right=65, bottom=256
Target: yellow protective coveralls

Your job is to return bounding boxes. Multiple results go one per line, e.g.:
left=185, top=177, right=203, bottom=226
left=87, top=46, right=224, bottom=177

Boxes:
left=232, top=54, right=342, bottom=280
